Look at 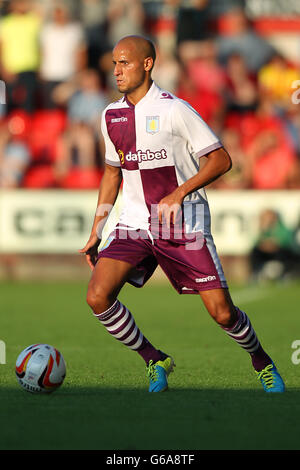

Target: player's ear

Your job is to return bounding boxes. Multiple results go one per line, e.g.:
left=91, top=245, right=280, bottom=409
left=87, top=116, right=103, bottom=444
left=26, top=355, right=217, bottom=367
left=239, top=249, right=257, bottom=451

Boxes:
left=144, top=57, right=154, bottom=72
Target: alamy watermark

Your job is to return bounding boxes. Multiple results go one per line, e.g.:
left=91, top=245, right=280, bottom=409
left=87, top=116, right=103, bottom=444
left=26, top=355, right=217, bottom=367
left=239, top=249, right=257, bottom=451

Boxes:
left=0, top=80, right=6, bottom=105
left=0, top=340, right=6, bottom=364
left=291, top=80, right=300, bottom=104
left=291, top=340, right=300, bottom=365
left=95, top=202, right=205, bottom=250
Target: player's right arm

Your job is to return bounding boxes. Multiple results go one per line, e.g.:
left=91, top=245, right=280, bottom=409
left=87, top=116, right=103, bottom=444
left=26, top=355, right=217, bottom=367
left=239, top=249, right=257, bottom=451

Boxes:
left=79, top=108, right=122, bottom=269
left=79, top=163, right=122, bottom=269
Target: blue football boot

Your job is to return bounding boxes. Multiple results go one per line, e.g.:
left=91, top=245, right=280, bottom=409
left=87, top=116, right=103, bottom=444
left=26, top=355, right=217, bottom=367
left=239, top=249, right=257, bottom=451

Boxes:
left=256, top=362, right=285, bottom=393
left=147, top=354, right=175, bottom=392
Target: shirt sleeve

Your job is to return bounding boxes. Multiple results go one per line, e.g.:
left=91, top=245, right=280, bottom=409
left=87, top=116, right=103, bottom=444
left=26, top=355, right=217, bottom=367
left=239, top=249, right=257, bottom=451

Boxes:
left=101, top=110, right=121, bottom=167
left=172, top=99, right=223, bottom=158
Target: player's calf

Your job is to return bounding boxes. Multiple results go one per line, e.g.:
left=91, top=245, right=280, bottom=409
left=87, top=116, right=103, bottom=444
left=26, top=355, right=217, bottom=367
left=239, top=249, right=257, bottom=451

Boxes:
left=200, top=288, right=238, bottom=328
left=221, top=307, right=272, bottom=369
left=220, top=307, right=285, bottom=391
left=91, top=299, right=169, bottom=384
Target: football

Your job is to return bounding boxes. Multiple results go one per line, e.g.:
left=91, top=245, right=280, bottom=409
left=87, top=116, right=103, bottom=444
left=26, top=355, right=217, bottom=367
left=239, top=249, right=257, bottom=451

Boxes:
left=15, top=344, right=66, bottom=393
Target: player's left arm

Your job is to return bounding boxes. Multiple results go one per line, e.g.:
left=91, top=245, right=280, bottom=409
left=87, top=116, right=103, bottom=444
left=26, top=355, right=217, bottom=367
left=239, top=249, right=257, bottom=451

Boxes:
left=157, top=147, right=232, bottom=224
left=176, top=146, right=232, bottom=197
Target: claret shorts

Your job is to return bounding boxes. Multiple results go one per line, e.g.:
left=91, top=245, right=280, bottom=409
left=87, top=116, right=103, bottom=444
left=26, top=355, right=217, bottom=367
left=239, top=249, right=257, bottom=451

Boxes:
left=97, top=226, right=227, bottom=294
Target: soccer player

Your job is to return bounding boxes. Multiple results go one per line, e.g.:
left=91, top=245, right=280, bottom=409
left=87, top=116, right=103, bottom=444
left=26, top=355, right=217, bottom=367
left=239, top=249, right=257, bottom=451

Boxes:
left=79, top=35, right=285, bottom=393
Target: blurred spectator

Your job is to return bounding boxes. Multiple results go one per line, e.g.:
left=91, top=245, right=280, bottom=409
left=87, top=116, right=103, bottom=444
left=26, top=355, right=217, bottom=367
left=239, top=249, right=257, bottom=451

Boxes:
left=294, top=218, right=300, bottom=256
left=148, top=1, right=178, bottom=60
left=0, top=0, right=9, bottom=16
left=176, top=68, right=224, bottom=132
left=176, top=39, right=226, bottom=131
left=40, top=3, right=87, bottom=109
left=246, top=131, right=297, bottom=190
left=106, top=0, right=145, bottom=46
left=142, top=0, right=179, bottom=58
left=216, top=8, right=275, bottom=73
left=179, top=39, right=227, bottom=95
left=258, top=53, right=300, bottom=111
left=152, top=43, right=180, bottom=93
left=242, top=95, right=298, bottom=190
left=0, top=0, right=41, bottom=113
left=283, top=101, right=300, bottom=157
left=176, top=0, right=212, bottom=45
left=52, top=68, right=108, bottom=188
left=224, top=52, right=258, bottom=113
left=250, top=209, right=300, bottom=281
left=209, top=127, right=251, bottom=189
left=79, top=0, right=112, bottom=74
left=0, top=111, right=31, bottom=187
left=52, top=68, right=107, bottom=129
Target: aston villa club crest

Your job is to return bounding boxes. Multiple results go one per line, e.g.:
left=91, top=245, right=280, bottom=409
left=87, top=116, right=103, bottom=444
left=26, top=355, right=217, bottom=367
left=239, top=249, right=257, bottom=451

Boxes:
left=146, top=116, right=160, bottom=134
left=118, top=149, right=125, bottom=165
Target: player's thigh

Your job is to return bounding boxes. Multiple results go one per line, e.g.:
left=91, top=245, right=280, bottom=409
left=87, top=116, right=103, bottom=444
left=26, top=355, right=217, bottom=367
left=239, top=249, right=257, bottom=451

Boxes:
left=87, top=256, right=135, bottom=310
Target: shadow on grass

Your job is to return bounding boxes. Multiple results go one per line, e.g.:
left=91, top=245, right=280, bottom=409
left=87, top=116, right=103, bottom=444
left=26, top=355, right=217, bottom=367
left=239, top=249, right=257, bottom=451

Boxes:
left=1, top=386, right=300, bottom=450
left=1, top=384, right=299, bottom=402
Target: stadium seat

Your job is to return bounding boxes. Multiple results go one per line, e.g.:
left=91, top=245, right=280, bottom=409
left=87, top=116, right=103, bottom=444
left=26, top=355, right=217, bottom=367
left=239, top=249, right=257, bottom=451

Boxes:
left=28, top=110, right=67, bottom=162
left=59, top=167, right=103, bottom=189
left=22, top=165, right=56, bottom=188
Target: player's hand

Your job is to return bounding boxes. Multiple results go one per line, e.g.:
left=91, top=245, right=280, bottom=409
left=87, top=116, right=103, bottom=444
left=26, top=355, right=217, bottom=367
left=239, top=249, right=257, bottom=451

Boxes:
left=157, top=189, right=184, bottom=227
left=78, top=234, right=101, bottom=270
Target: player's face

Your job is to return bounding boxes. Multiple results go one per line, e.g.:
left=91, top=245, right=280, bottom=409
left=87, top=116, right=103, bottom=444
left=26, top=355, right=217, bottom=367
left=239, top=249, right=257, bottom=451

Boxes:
left=112, top=43, right=149, bottom=95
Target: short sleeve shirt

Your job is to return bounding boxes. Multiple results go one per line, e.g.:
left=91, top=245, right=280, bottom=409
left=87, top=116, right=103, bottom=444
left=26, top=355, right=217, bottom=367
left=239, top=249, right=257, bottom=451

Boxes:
left=101, top=82, right=222, bottom=233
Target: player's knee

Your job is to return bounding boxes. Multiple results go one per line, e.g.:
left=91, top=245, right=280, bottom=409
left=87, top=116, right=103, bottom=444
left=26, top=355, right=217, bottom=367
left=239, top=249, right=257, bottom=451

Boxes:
left=86, top=283, right=110, bottom=313
left=210, top=305, right=236, bottom=328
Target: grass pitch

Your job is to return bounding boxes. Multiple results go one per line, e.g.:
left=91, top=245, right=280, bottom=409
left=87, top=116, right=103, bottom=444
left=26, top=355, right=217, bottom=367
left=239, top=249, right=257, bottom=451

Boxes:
left=0, top=279, right=300, bottom=450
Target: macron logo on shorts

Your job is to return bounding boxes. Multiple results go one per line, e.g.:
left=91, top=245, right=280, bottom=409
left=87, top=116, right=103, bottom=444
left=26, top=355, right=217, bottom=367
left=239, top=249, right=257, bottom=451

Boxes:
left=124, top=149, right=167, bottom=164
left=195, top=276, right=217, bottom=283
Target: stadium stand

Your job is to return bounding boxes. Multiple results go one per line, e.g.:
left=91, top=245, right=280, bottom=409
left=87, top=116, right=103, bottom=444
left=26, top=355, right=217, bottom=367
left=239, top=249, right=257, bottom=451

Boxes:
left=0, top=0, right=299, bottom=281
left=0, top=0, right=298, bottom=192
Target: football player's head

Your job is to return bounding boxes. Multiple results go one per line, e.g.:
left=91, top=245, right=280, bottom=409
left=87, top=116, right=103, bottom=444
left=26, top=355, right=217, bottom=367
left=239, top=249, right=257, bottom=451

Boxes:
left=112, top=35, right=156, bottom=95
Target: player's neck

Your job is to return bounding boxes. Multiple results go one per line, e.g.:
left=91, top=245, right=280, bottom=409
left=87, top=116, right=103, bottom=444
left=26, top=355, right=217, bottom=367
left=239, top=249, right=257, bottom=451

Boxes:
left=126, top=79, right=153, bottom=106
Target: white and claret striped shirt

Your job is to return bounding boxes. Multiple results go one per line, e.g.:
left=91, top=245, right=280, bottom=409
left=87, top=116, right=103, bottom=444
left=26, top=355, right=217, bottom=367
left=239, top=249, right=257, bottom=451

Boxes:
left=101, top=82, right=223, bottom=235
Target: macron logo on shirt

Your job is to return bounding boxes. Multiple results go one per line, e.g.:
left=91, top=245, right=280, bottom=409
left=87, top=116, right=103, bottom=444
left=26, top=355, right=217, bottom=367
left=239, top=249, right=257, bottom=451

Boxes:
left=123, top=149, right=167, bottom=164
left=111, top=117, right=128, bottom=123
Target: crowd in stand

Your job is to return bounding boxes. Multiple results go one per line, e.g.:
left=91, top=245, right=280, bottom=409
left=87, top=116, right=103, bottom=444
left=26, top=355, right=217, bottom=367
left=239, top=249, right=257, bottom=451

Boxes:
left=0, top=0, right=299, bottom=190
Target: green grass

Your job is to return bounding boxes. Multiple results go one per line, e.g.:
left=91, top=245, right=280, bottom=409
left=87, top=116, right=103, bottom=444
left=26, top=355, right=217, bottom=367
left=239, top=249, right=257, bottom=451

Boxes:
left=0, top=279, right=300, bottom=450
